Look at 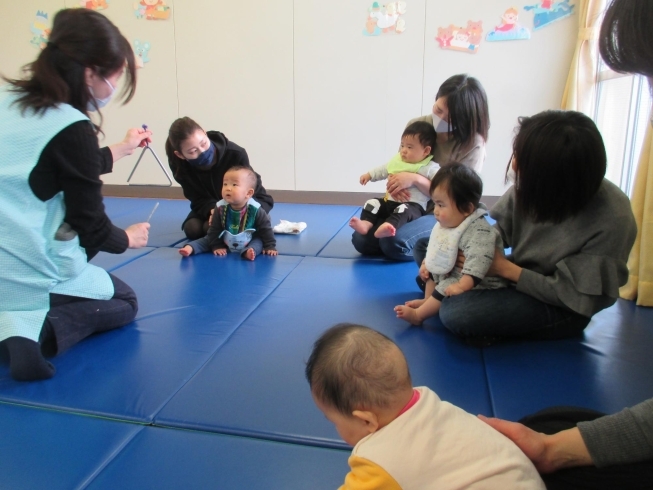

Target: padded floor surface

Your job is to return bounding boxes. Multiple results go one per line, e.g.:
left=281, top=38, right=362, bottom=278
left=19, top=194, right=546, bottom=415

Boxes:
left=268, top=203, right=359, bottom=256
left=0, top=248, right=303, bottom=422
left=3, top=198, right=653, bottom=487
left=0, top=402, right=142, bottom=490
left=155, top=257, right=492, bottom=449
left=90, top=247, right=155, bottom=272
left=103, top=197, right=189, bottom=247
left=485, top=299, right=653, bottom=421
left=86, top=426, right=349, bottom=490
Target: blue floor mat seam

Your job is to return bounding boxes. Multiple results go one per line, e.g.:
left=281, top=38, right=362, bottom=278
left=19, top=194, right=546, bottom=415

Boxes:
left=480, top=347, right=497, bottom=418
left=0, top=398, right=160, bottom=426
left=77, top=425, right=146, bottom=490
left=149, top=257, right=308, bottom=423
left=314, top=207, right=360, bottom=257
left=152, top=421, right=350, bottom=451
left=104, top=248, right=156, bottom=272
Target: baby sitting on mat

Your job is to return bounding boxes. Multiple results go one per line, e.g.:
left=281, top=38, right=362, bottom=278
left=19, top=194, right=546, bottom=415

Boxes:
left=179, top=166, right=277, bottom=260
left=350, top=121, right=439, bottom=238
left=306, top=323, right=545, bottom=489
left=395, top=163, right=507, bottom=325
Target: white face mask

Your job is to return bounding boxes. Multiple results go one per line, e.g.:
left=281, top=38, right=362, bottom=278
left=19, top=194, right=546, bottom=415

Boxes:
left=87, top=78, right=115, bottom=112
left=432, top=114, right=451, bottom=133
left=506, top=166, right=517, bottom=184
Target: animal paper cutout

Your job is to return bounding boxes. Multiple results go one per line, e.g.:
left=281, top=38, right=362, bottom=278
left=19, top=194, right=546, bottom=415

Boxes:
left=80, top=0, right=109, bottom=10
left=486, top=7, right=531, bottom=41
left=133, top=39, right=151, bottom=68
left=524, top=0, right=575, bottom=30
left=134, top=0, right=171, bottom=20
left=363, top=2, right=407, bottom=36
left=30, top=10, right=50, bottom=49
left=436, top=20, right=483, bottom=54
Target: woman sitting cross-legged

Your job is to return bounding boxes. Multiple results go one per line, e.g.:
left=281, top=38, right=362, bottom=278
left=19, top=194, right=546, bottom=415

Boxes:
left=413, top=110, right=637, bottom=343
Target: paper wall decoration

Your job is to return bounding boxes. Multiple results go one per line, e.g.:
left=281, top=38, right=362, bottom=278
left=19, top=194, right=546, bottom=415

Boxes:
left=30, top=10, right=50, bottom=49
left=80, top=0, right=109, bottom=10
left=363, top=2, right=407, bottom=36
left=524, top=0, right=575, bottom=30
left=486, top=7, right=531, bottom=41
left=133, top=39, right=151, bottom=68
left=435, top=21, right=483, bottom=54
left=134, top=0, right=171, bottom=21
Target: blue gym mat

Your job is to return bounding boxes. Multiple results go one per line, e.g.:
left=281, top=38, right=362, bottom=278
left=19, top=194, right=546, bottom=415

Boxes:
left=103, top=197, right=189, bottom=247
left=0, top=402, right=142, bottom=490
left=4, top=197, right=653, bottom=487
left=86, top=425, right=349, bottom=490
left=0, top=248, right=303, bottom=423
left=485, top=299, right=653, bottom=421
left=155, top=256, right=492, bottom=449
left=90, top=247, right=155, bottom=272
left=268, top=203, right=359, bottom=256
left=317, top=219, right=369, bottom=259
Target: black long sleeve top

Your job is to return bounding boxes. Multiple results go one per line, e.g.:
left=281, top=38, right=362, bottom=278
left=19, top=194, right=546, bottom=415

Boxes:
left=28, top=121, right=129, bottom=255
left=166, top=130, right=273, bottom=220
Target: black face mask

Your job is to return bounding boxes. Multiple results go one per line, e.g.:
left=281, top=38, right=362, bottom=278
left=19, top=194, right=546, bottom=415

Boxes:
left=187, top=142, right=215, bottom=167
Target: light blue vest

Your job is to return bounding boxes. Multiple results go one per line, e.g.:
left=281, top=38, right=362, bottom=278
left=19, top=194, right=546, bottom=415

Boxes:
left=0, top=88, right=114, bottom=343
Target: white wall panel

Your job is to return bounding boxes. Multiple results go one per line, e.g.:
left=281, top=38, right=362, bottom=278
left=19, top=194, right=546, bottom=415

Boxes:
left=85, top=0, right=180, bottom=186
left=174, top=0, right=295, bottom=190
left=294, top=0, right=426, bottom=193
left=422, top=0, right=577, bottom=196
left=0, top=1, right=66, bottom=80
left=0, top=1, right=579, bottom=195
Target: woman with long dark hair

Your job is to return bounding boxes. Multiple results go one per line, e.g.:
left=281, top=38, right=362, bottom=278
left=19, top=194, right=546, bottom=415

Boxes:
left=352, top=74, right=489, bottom=260
left=0, top=9, right=152, bottom=381
left=480, top=3, right=653, bottom=488
left=165, top=117, right=273, bottom=240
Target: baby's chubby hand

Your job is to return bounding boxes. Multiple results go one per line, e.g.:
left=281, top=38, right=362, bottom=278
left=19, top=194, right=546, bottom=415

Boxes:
left=263, top=249, right=278, bottom=256
left=445, top=283, right=465, bottom=296
left=213, top=248, right=228, bottom=256
left=419, top=261, right=430, bottom=281
left=179, top=245, right=193, bottom=257
left=359, top=173, right=371, bottom=185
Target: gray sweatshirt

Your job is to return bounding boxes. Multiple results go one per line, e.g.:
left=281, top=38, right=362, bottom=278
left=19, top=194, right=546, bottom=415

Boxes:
left=491, top=179, right=637, bottom=317
left=578, top=398, right=653, bottom=467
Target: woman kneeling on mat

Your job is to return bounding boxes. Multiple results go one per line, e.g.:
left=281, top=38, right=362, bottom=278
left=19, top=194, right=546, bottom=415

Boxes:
left=0, top=9, right=152, bottom=381
left=165, top=117, right=274, bottom=240
left=412, top=109, right=637, bottom=343
left=352, top=73, right=489, bottom=261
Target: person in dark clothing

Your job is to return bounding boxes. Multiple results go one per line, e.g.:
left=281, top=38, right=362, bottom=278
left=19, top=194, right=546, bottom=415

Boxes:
left=0, top=9, right=151, bottom=381
left=165, top=117, right=274, bottom=240
left=481, top=2, right=653, bottom=489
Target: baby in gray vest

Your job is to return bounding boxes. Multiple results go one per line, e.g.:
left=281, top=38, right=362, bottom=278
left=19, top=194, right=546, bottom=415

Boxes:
left=395, top=164, right=507, bottom=325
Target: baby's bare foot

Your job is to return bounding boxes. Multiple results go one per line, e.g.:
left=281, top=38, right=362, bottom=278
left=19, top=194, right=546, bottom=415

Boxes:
left=349, top=217, right=373, bottom=235
left=394, top=305, right=423, bottom=326
left=374, top=222, right=396, bottom=238
left=405, top=298, right=426, bottom=308
left=243, top=248, right=256, bottom=261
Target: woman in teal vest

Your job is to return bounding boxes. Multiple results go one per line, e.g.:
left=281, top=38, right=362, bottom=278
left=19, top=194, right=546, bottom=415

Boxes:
left=0, top=9, right=152, bottom=381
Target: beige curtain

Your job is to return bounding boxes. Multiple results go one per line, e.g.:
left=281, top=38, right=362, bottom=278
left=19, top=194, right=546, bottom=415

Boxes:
left=561, top=0, right=606, bottom=113
left=620, top=118, right=653, bottom=306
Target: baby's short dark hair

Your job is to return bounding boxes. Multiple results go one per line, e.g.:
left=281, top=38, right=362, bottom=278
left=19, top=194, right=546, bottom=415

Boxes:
left=305, top=323, right=412, bottom=415
left=402, top=121, right=437, bottom=152
left=226, top=165, right=257, bottom=189
left=429, top=163, right=482, bottom=214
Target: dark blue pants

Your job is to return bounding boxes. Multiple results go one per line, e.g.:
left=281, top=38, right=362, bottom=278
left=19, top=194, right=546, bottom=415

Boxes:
left=438, top=288, right=590, bottom=342
left=352, top=213, right=436, bottom=261
left=413, top=236, right=589, bottom=341
left=41, top=273, right=138, bottom=355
